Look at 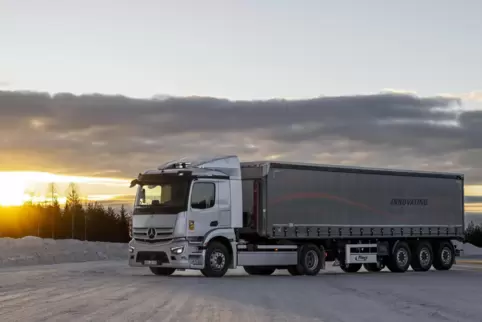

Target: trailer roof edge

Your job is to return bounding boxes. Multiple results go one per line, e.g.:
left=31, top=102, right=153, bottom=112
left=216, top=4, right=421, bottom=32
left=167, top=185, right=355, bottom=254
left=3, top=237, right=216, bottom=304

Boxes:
left=241, top=160, right=463, bottom=180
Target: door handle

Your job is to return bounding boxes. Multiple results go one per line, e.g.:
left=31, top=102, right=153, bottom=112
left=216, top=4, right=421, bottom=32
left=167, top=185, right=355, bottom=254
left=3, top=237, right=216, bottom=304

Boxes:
left=210, top=221, right=218, bottom=227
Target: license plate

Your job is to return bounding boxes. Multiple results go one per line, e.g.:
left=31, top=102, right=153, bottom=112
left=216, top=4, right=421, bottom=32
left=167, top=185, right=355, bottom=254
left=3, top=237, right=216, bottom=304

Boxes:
left=144, top=260, right=158, bottom=265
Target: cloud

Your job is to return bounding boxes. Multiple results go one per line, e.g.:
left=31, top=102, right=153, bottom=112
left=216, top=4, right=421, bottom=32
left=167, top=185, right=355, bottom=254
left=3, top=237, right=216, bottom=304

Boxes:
left=384, top=88, right=482, bottom=104
left=460, top=91, right=482, bottom=103
left=1, top=90, right=481, bottom=185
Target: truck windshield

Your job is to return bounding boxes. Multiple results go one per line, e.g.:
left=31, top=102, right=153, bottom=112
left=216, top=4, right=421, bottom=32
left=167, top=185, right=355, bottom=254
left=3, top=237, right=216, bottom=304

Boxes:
left=135, top=181, right=190, bottom=213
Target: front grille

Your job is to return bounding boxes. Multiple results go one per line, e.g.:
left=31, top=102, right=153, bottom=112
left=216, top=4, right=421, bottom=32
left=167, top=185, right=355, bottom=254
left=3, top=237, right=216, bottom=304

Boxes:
left=135, top=238, right=174, bottom=244
left=133, top=227, right=174, bottom=243
left=136, top=251, right=169, bottom=263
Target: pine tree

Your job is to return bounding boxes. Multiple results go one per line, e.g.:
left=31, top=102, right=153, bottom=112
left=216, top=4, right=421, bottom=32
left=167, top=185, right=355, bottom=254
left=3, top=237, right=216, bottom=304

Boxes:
left=118, top=204, right=130, bottom=243
left=47, top=182, right=58, bottom=238
left=66, top=183, right=82, bottom=239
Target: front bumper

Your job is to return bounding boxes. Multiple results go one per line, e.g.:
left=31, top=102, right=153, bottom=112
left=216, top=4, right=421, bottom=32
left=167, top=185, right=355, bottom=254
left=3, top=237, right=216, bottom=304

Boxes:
left=128, top=238, right=205, bottom=269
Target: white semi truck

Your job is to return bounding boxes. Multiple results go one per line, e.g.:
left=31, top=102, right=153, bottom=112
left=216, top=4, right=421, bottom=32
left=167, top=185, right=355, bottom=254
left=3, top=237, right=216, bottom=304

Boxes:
left=128, top=155, right=464, bottom=277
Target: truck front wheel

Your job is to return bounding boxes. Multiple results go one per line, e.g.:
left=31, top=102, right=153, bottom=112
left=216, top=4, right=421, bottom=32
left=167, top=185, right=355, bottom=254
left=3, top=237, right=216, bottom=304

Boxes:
left=149, top=267, right=176, bottom=276
left=201, top=241, right=230, bottom=278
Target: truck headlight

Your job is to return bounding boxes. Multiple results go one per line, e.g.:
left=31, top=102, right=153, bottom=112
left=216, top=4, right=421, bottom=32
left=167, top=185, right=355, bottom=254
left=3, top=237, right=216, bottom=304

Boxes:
left=171, top=246, right=184, bottom=255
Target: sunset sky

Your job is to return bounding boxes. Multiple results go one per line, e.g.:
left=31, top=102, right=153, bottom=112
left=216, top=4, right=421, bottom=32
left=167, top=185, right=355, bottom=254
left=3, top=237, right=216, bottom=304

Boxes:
left=0, top=1, right=482, bottom=219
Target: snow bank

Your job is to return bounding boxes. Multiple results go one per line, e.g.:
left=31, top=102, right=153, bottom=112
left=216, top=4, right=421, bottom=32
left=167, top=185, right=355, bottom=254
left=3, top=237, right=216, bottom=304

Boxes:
left=462, top=242, right=482, bottom=258
left=0, top=236, right=128, bottom=268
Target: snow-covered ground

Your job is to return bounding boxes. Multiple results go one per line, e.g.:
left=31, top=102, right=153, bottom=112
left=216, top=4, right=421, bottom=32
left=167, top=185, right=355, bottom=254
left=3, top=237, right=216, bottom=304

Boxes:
left=0, top=236, right=127, bottom=268
left=461, top=242, right=482, bottom=258
left=2, top=237, right=482, bottom=321
left=1, top=261, right=482, bottom=321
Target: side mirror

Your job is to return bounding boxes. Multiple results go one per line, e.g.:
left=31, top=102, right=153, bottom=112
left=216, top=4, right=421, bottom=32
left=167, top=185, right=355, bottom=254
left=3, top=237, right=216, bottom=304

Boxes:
left=129, top=179, right=139, bottom=188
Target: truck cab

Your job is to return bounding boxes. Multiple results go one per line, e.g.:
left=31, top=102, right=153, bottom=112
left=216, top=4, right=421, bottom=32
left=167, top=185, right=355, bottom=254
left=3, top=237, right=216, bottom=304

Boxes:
left=128, top=156, right=244, bottom=276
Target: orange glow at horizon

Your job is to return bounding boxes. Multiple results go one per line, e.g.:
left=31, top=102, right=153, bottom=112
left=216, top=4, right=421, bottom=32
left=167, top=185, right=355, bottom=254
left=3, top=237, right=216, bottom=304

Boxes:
left=466, top=203, right=482, bottom=213
left=0, top=171, right=132, bottom=207
left=466, top=185, right=482, bottom=196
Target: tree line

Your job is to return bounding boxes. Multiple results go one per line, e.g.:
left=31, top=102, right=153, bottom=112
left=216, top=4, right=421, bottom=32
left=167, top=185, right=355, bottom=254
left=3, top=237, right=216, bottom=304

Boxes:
left=465, top=221, right=482, bottom=247
left=0, top=183, right=131, bottom=243
left=1, top=181, right=481, bottom=247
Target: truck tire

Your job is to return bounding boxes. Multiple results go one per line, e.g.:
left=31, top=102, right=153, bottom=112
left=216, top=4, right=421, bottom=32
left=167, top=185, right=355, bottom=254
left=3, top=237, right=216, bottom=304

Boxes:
left=340, top=263, right=362, bottom=273
left=297, top=244, right=323, bottom=276
left=387, top=241, right=411, bottom=273
left=200, top=241, right=230, bottom=278
left=287, top=265, right=303, bottom=276
left=149, top=267, right=176, bottom=276
left=432, top=241, right=455, bottom=271
left=243, top=266, right=276, bottom=275
left=363, top=263, right=385, bottom=272
left=411, top=241, right=433, bottom=272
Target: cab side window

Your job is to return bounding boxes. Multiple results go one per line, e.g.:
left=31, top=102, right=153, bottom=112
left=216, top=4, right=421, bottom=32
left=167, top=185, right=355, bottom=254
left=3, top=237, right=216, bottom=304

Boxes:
left=191, top=182, right=216, bottom=209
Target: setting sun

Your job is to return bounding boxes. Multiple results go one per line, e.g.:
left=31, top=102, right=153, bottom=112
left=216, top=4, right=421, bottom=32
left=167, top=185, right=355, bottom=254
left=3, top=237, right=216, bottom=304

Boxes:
left=0, top=178, right=29, bottom=206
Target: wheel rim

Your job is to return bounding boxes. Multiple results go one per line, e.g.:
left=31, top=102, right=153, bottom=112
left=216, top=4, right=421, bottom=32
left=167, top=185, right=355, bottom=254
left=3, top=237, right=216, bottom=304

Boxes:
left=419, top=247, right=431, bottom=267
left=305, top=250, right=319, bottom=270
left=396, top=248, right=409, bottom=267
left=210, top=250, right=226, bottom=271
left=441, top=247, right=452, bottom=266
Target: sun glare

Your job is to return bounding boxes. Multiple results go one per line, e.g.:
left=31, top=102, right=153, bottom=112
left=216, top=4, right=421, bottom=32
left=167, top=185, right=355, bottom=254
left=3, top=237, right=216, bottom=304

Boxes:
left=0, top=171, right=130, bottom=207
left=0, top=179, right=29, bottom=206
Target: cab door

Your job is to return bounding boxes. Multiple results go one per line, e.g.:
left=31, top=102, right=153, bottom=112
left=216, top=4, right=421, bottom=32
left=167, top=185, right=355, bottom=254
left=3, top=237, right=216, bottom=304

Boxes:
left=186, top=180, right=219, bottom=238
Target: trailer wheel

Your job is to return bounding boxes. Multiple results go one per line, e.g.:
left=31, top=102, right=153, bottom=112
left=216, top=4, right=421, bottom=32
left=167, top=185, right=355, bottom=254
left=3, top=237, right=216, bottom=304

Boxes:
left=298, top=244, right=323, bottom=276
left=411, top=241, right=433, bottom=272
left=200, top=241, right=230, bottom=277
left=387, top=242, right=411, bottom=273
left=243, top=266, right=276, bottom=275
left=363, top=263, right=385, bottom=272
left=287, top=265, right=303, bottom=276
left=433, top=241, right=455, bottom=271
left=149, top=267, right=176, bottom=276
left=340, top=263, right=362, bottom=273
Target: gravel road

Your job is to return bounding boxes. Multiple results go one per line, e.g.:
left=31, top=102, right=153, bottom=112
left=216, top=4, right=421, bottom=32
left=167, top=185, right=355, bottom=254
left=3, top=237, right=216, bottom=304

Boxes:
left=1, top=261, right=481, bottom=322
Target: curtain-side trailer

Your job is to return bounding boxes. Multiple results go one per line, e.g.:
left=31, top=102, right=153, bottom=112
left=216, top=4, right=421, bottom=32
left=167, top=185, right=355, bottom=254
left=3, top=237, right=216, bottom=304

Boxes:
left=128, top=156, right=464, bottom=277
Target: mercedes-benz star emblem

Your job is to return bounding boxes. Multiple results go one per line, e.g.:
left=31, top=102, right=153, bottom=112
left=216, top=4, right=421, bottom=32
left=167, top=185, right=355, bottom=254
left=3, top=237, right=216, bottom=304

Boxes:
left=147, top=228, right=156, bottom=239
